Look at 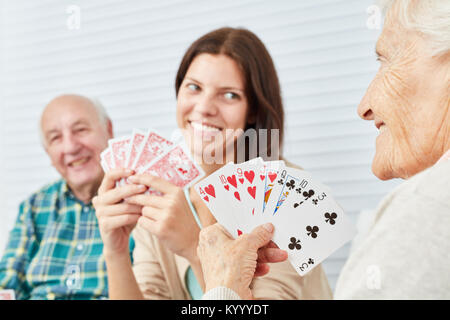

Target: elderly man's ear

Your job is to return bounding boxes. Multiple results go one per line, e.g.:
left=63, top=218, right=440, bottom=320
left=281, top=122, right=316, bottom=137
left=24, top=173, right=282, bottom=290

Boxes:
left=106, top=119, right=114, bottom=139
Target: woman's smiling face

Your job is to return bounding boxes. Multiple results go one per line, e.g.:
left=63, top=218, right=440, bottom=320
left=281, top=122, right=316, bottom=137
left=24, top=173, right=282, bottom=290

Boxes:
left=176, top=53, right=249, bottom=164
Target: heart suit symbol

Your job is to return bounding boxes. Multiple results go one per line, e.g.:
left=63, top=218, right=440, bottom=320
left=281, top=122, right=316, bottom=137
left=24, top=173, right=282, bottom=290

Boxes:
left=204, top=184, right=215, bottom=198
left=227, top=175, right=237, bottom=188
left=248, top=186, right=256, bottom=199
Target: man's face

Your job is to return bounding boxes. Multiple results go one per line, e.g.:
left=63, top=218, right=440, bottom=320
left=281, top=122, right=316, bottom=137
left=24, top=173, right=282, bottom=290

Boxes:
left=41, top=96, right=112, bottom=193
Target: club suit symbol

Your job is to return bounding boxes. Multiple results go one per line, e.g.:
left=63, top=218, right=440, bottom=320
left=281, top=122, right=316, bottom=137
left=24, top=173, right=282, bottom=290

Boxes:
left=306, top=225, right=319, bottom=238
left=324, top=212, right=338, bottom=225
left=288, top=237, right=301, bottom=250
left=303, top=189, right=315, bottom=200
left=286, top=179, right=295, bottom=190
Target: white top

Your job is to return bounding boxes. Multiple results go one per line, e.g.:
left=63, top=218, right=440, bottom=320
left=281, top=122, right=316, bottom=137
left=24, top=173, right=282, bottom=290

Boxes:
left=202, top=159, right=450, bottom=300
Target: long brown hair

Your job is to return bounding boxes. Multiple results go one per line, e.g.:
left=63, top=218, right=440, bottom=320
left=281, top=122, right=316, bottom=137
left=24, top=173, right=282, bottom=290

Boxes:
left=175, top=27, right=284, bottom=161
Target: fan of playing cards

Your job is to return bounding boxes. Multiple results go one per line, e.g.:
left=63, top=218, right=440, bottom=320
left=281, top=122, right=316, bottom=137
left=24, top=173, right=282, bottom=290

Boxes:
left=100, top=129, right=205, bottom=190
left=194, top=158, right=356, bottom=277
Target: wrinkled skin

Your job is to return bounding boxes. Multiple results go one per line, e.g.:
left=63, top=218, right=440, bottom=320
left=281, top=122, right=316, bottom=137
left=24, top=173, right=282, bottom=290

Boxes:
left=197, top=223, right=287, bottom=300
left=357, top=3, right=450, bottom=180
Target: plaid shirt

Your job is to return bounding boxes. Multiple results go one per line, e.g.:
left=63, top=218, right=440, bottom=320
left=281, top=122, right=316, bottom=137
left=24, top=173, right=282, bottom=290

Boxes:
left=0, top=179, right=134, bottom=300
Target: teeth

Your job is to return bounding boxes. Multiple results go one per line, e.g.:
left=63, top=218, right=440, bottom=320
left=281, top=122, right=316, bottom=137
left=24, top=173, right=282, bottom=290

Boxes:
left=70, top=158, right=88, bottom=167
left=190, top=121, right=221, bottom=132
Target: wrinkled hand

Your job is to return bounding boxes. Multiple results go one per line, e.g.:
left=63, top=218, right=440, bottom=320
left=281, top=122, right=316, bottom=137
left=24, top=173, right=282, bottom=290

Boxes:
left=93, top=169, right=147, bottom=257
left=125, top=174, right=201, bottom=261
left=197, top=223, right=288, bottom=300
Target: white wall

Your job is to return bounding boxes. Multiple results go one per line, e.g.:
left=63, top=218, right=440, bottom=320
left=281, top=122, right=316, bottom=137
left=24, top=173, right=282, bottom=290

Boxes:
left=0, top=0, right=401, bottom=292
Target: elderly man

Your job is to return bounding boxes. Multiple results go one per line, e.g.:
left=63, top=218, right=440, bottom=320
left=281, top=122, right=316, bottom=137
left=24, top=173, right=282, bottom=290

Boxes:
left=197, top=0, right=450, bottom=300
left=0, top=94, right=127, bottom=300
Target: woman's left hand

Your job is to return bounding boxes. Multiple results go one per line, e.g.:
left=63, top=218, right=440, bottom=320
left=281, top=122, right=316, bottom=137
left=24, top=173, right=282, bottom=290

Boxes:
left=126, top=174, right=201, bottom=262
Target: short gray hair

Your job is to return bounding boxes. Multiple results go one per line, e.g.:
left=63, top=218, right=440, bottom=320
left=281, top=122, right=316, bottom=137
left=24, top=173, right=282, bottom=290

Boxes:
left=89, top=96, right=110, bottom=129
left=378, top=0, right=450, bottom=56
left=39, top=95, right=111, bottom=147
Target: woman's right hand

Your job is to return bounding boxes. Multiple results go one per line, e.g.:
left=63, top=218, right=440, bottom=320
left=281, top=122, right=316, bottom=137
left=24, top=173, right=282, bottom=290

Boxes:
left=93, top=169, right=147, bottom=258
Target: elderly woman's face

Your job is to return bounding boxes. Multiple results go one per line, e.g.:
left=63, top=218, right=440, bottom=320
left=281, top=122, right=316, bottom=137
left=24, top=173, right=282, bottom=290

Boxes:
left=357, top=6, right=450, bottom=180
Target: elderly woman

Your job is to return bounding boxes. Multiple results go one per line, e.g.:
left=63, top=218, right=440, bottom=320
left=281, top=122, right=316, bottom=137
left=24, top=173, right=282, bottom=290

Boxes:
left=197, top=0, right=450, bottom=300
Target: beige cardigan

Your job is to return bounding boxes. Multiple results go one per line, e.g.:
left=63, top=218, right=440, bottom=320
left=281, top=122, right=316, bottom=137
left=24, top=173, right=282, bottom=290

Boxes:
left=131, top=160, right=333, bottom=300
left=334, top=160, right=450, bottom=299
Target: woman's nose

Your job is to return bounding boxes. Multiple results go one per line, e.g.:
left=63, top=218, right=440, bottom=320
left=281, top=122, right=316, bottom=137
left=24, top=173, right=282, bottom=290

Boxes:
left=357, top=84, right=375, bottom=121
left=193, top=92, right=219, bottom=117
left=357, top=103, right=374, bottom=120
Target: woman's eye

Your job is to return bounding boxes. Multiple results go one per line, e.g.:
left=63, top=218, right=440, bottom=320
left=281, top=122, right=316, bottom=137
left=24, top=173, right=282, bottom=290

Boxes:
left=224, top=92, right=238, bottom=100
left=187, top=83, right=199, bottom=91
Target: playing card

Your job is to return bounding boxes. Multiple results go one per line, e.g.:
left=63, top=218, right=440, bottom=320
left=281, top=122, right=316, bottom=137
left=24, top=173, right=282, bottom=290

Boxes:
left=255, top=160, right=285, bottom=221
left=101, top=160, right=109, bottom=173
left=132, top=129, right=173, bottom=173
left=125, top=129, right=147, bottom=169
left=287, top=167, right=333, bottom=196
left=0, top=289, right=16, bottom=300
left=228, top=158, right=264, bottom=233
left=271, top=191, right=356, bottom=277
left=261, top=161, right=288, bottom=218
left=269, top=170, right=328, bottom=223
left=263, top=165, right=332, bottom=219
left=139, top=144, right=204, bottom=190
left=194, top=162, right=241, bottom=238
left=194, top=158, right=355, bottom=277
left=112, top=129, right=147, bottom=186
left=109, top=136, right=131, bottom=169
left=100, top=147, right=114, bottom=172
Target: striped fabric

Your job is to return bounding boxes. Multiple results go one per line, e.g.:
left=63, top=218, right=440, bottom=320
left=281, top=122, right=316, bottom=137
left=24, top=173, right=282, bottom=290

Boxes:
left=0, top=179, right=133, bottom=300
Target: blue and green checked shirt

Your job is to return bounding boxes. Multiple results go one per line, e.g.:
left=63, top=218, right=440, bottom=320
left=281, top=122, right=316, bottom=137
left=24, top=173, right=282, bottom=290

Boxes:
left=0, top=179, right=134, bottom=300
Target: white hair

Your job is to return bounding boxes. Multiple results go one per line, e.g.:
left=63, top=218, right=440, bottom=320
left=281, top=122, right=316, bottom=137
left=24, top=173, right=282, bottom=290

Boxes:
left=39, top=95, right=111, bottom=147
left=378, top=0, right=450, bottom=56
left=89, top=96, right=110, bottom=128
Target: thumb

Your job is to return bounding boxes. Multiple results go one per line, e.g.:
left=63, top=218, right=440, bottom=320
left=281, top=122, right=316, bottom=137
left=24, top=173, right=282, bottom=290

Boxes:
left=248, top=223, right=274, bottom=251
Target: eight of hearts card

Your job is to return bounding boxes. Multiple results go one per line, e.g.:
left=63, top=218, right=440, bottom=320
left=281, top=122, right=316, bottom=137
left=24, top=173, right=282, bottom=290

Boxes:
left=194, top=158, right=356, bottom=277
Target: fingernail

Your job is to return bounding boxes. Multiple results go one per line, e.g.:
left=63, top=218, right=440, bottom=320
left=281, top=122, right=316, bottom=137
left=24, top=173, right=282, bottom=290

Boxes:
left=128, top=175, right=137, bottom=182
left=137, top=184, right=146, bottom=190
left=263, top=223, right=274, bottom=233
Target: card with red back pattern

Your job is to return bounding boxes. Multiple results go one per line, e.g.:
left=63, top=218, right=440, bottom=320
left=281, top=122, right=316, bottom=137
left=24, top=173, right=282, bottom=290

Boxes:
left=139, top=144, right=204, bottom=189
left=132, top=129, right=173, bottom=173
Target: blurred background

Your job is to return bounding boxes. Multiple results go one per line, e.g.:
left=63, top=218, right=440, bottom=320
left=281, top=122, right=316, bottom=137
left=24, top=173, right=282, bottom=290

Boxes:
left=0, top=0, right=401, bottom=292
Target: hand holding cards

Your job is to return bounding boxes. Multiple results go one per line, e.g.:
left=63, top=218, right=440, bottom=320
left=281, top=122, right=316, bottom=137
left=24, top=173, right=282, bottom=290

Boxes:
left=194, top=158, right=356, bottom=277
left=101, top=129, right=205, bottom=190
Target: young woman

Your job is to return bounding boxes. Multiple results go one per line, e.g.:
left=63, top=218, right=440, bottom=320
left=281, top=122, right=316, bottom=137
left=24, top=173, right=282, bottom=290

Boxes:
left=93, top=27, right=332, bottom=300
